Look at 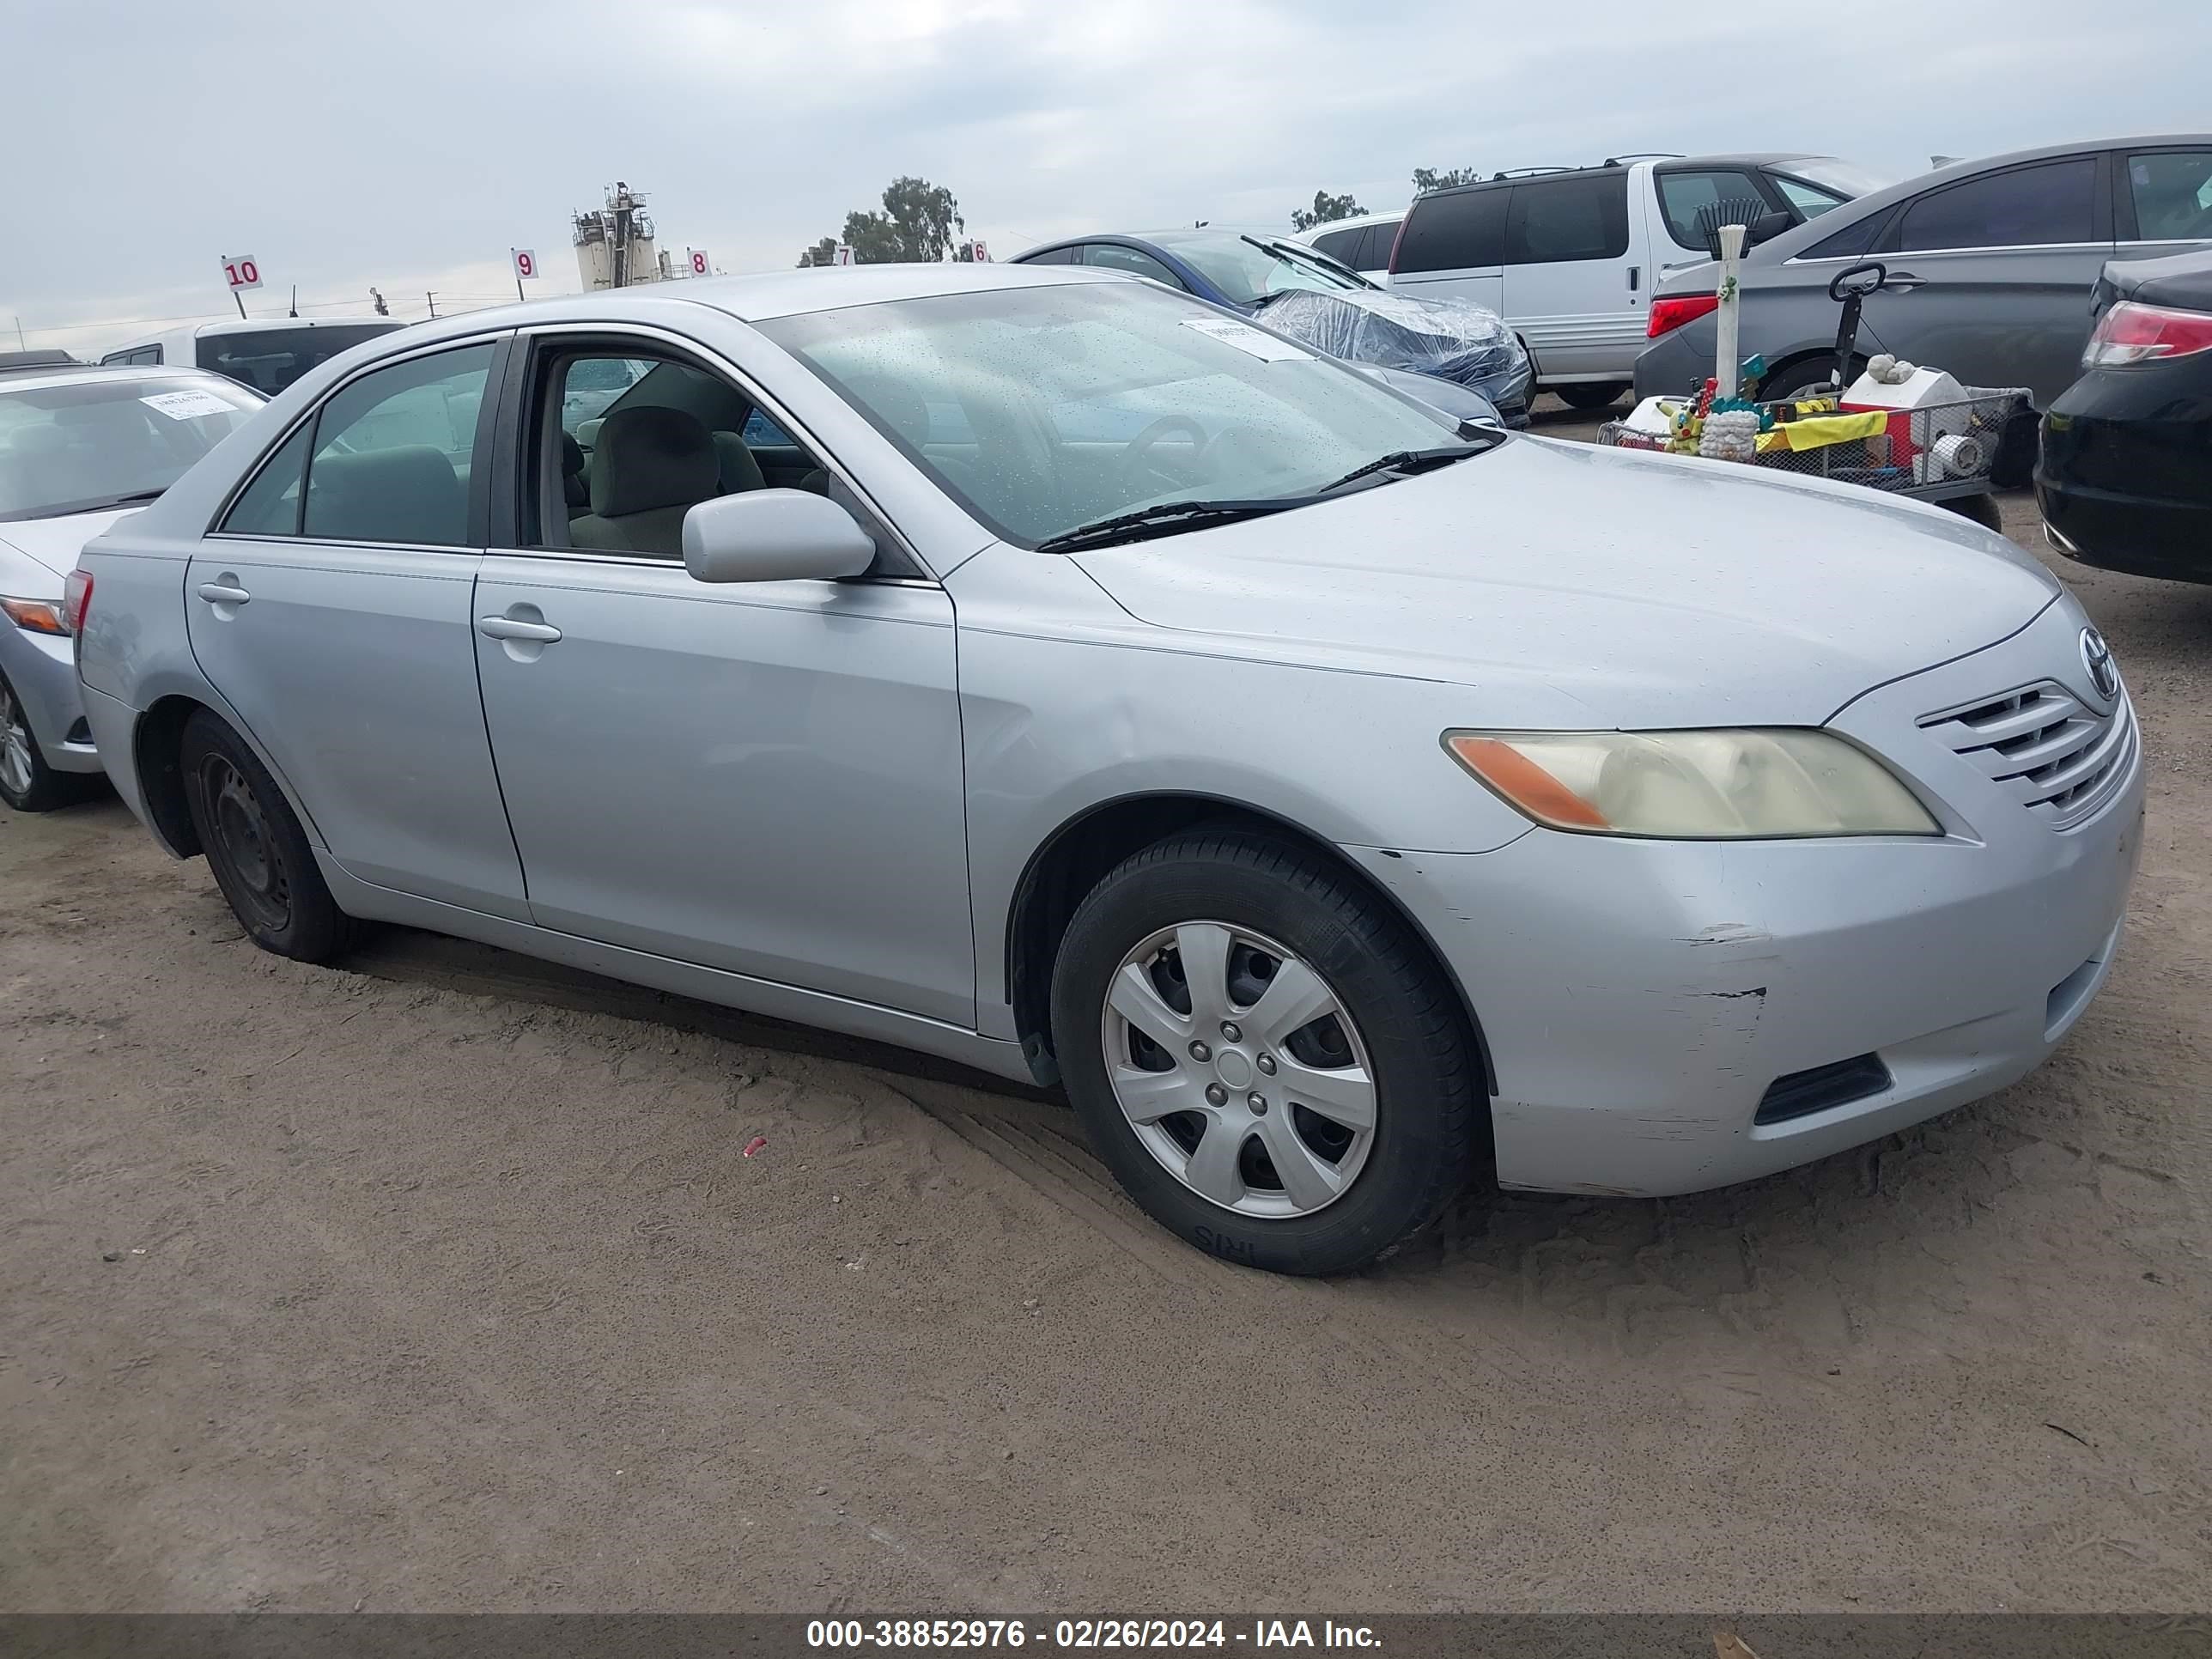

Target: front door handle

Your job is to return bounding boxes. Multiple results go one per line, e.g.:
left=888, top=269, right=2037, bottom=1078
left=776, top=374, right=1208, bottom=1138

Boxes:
left=1882, top=271, right=1928, bottom=290
left=476, top=617, right=562, bottom=643
left=196, top=581, right=251, bottom=605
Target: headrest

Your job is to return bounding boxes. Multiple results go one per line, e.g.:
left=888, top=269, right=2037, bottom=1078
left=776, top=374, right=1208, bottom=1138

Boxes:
left=561, top=431, right=586, bottom=478
left=306, top=446, right=464, bottom=544
left=712, top=430, right=766, bottom=495
left=590, top=406, right=717, bottom=517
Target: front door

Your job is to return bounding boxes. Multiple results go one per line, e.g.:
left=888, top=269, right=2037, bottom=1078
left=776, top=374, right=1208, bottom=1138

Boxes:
left=471, top=335, right=975, bottom=1027
left=185, top=337, right=529, bottom=919
left=1855, top=154, right=2114, bottom=405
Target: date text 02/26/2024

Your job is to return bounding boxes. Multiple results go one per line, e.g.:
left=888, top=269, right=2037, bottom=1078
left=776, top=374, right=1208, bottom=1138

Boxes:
left=806, top=1619, right=1380, bottom=1649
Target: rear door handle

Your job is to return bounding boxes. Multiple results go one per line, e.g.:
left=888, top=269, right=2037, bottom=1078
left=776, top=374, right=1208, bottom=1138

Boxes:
left=476, top=617, right=562, bottom=643
left=196, top=581, right=251, bottom=605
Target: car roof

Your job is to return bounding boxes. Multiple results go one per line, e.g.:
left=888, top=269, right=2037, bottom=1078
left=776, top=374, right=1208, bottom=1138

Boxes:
left=1296, top=210, right=1405, bottom=233
left=191, top=316, right=408, bottom=338
left=1735, top=131, right=2212, bottom=268
left=0, top=362, right=249, bottom=396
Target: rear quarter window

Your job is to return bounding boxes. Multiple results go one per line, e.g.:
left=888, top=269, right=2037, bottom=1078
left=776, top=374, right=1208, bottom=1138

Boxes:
left=1395, top=189, right=1508, bottom=274
left=1504, top=173, right=1630, bottom=264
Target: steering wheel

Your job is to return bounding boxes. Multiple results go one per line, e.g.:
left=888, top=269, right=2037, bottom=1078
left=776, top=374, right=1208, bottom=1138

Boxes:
left=1116, top=415, right=1210, bottom=492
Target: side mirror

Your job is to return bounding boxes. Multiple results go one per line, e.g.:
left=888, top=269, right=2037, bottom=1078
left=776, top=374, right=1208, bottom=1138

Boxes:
left=682, top=489, right=877, bottom=584
left=1746, top=210, right=1793, bottom=246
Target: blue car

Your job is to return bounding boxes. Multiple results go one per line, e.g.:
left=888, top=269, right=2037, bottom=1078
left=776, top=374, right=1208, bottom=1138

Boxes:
left=1011, top=228, right=1533, bottom=425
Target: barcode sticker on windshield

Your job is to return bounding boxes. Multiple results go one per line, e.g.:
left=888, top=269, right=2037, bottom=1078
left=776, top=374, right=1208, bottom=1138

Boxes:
left=1180, top=317, right=1310, bottom=362
left=140, top=390, right=234, bottom=421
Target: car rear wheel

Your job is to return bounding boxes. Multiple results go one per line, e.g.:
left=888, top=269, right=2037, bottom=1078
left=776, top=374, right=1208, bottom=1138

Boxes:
left=179, top=709, right=356, bottom=963
left=1050, top=830, right=1481, bottom=1275
left=0, top=671, right=78, bottom=814
left=1765, top=354, right=1863, bottom=403
left=1554, top=382, right=1628, bottom=411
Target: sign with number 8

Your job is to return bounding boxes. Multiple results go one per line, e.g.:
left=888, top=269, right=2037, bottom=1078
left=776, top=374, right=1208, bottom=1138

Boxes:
left=689, top=249, right=709, bottom=276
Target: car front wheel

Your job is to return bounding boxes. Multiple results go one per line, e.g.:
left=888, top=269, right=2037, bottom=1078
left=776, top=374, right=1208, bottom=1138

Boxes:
left=1050, top=830, right=1482, bottom=1274
left=0, top=671, right=78, bottom=813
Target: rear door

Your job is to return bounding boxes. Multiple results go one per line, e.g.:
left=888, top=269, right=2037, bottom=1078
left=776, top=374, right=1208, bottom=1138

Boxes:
left=1856, top=153, right=2112, bottom=404
left=2114, top=143, right=2212, bottom=259
left=185, top=335, right=529, bottom=918
left=1498, top=170, right=1643, bottom=380
left=1389, top=185, right=1508, bottom=317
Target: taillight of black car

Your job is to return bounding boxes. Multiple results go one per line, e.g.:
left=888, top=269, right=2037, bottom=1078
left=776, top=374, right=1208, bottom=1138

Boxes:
left=2082, top=300, right=2212, bottom=367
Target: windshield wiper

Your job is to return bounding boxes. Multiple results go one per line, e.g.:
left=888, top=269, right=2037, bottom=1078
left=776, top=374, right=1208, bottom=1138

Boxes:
left=1310, top=443, right=1488, bottom=497
left=1033, top=498, right=1305, bottom=555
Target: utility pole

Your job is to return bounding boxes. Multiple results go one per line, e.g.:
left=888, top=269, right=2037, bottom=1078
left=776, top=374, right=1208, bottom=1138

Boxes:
left=426, top=291, right=437, bottom=319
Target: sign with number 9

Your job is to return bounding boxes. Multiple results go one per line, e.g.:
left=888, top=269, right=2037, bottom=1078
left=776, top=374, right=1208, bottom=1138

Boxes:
left=512, top=248, right=538, bottom=281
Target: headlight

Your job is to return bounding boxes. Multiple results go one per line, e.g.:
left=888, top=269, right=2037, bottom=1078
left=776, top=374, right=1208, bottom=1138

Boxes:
left=1443, top=728, right=1939, bottom=839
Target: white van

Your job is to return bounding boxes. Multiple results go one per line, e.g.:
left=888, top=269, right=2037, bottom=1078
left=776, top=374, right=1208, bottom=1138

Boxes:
left=1388, top=153, right=1882, bottom=406
left=100, top=317, right=406, bottom=398
left=1297, top=210, right=1406, bottom=285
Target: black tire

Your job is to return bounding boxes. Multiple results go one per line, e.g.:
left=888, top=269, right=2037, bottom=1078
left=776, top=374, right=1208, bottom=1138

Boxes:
left=1554, top=382, right=1628, bottom=411
left=1050, top=830, right=1481, bottom=1276
left=179, top=709, right=356, bottom=963
left=1765, top=354, right=1863, bottom=403
left=1942, top=491, right=2005, bottom=532
left=0, top=668, right=86, bottom=813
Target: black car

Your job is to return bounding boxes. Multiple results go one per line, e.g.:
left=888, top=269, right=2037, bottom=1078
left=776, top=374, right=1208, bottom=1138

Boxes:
left=2039, top=247, right=2212, bottom=583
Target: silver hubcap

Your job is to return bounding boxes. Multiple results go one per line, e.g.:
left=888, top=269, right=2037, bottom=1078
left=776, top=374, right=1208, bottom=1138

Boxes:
left=1101, top=921, right=1377, bottom=1218
left=0, top=684, right=33, bottom=799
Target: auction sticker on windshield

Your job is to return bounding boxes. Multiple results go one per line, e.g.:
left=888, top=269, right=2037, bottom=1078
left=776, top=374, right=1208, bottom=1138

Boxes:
left=1180, top=317, right=1310, bottom=362
left=140, top=390, right=237, bottom=422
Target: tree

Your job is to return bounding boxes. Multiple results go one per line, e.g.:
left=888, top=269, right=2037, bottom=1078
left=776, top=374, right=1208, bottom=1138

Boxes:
left=801, top=176, right=965, bottom=266
left=1290, top=189, right=1364, bottom=233
left=1412, top=166, right=1483, bottom=194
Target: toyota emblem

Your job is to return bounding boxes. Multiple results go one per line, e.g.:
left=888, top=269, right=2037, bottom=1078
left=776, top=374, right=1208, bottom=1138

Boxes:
left=2080, top=627, right=2120, bottom=703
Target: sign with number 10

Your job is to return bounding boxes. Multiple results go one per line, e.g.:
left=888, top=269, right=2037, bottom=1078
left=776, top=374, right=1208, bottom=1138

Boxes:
left=221, top=255, right=263, bottom=291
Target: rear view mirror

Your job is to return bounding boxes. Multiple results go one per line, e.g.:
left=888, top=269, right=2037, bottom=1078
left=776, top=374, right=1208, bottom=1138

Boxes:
left=682, top=489, right=877, bottom=584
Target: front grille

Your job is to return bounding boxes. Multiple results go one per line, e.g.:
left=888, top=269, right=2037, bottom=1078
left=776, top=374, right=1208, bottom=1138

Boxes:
left=1919, top=680, right=2135, bottom=830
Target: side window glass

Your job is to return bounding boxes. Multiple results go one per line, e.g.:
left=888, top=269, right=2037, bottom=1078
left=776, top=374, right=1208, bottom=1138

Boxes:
left=1771, top=175, right=1849, bottom=221
left=1395, top=189, right=1508, bottom=273
left=1084, top=245, right=1186, bottom=289
left=741, top=408, right=794, bottom=447
left=1309, top=226, right=1360, bottom=264
left=1803, top=207, right=1887, bottom=260
left=2125, top=150, right=2212, bottom=240
left=1894, top=159, right=2096, bottom=252
left=1656, top=170, right=1766, bottom=250
left=301, top=343, right=492, bottom=547
left=218, top=422, right=313, bottom=536
left=1504, top=174, right=1631, bottom=264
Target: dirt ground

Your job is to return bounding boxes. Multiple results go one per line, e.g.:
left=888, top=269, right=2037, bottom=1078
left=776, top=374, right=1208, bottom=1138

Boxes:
left=3, top=400, right=2209, bottom=1614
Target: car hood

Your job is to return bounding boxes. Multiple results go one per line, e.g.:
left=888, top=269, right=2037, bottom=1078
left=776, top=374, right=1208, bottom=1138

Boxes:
left=1071, top=435, right=2059, bottom=727
left=0, top=507, right=137, bottom=581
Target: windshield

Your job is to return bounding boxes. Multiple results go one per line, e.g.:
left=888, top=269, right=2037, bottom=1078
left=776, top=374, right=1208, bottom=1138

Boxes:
left=1772, top=158, right=1888, bottom=203
left=759, top=283, right=1471, bottom=549
left=0, top=374, right=261, bottom=520
left=196, top=322, right=404, bottom=396
left=1152, top=234, right=1370, bottom=307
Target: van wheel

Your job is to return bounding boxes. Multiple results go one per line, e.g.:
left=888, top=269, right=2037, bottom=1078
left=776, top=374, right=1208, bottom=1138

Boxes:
left=1050, top=830, right=1481, bottom=1275
left=179, top=710, right=356, bottom=963
left=1555, top=382, right=1627, bottom=410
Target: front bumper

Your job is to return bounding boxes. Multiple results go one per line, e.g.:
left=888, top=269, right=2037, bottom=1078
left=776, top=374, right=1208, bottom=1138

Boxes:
left=1347, top=602, right=2144, bottom=1196
left=0, top=626, right=101, bottom=775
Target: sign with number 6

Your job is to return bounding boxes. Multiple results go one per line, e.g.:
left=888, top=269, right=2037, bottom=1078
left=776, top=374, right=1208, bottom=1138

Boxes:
left=688, top=248, right=709, bottom=276
left=221, top=255, right=263, bottom=291
left=512, top=248, right=538, bottom=281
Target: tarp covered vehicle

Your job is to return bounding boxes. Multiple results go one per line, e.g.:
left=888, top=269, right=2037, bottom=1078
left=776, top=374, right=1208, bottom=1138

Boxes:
left=1261, top=289, right=1533, bottom=427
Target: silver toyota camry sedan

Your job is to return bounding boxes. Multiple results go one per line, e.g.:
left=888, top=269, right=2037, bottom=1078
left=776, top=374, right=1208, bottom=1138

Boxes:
left=70, top=264, right=2142, bottom=1274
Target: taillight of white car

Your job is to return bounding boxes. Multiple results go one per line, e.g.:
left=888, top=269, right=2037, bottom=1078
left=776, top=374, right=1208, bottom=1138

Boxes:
left=2082, top=300, right=2212, bottom=368
left=62, top=568, right=94, bottom=635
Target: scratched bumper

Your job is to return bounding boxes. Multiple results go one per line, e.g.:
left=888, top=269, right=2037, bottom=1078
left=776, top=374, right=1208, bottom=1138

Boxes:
left=1341, top=628, right=2143, bottom=1195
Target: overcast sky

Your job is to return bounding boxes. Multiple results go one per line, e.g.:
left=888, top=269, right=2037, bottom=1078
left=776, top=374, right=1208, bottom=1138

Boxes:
left=6, top=0, right=2207, bottom=355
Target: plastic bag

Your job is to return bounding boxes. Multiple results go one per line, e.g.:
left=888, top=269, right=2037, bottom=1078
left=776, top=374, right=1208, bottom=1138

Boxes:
left=1257, top=289, right=1522, bottom=386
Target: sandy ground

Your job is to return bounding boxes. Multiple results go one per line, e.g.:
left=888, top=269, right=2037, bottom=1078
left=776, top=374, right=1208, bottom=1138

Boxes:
left=3, top=402, right=2209, bottom=1614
